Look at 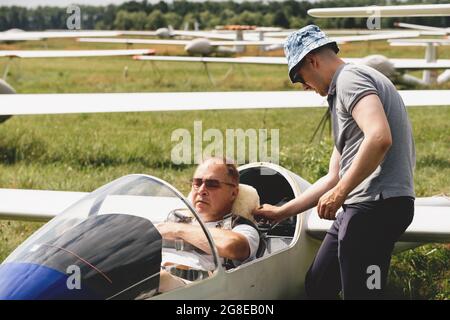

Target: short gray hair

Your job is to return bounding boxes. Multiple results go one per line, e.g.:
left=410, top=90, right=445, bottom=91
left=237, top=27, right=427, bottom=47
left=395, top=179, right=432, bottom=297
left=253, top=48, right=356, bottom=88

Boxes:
left=201, top=156, right=239, bottom=185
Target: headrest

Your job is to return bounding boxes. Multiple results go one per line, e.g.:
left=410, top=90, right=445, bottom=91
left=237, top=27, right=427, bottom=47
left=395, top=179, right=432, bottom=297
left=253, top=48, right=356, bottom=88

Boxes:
left=231, top=184, right=259, bottom=223
left=187, top=183, right=260, bottom=223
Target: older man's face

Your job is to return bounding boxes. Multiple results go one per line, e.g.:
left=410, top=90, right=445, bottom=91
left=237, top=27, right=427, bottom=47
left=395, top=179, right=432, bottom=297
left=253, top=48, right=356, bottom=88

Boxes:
left=190, top=163, right=238, bottom=220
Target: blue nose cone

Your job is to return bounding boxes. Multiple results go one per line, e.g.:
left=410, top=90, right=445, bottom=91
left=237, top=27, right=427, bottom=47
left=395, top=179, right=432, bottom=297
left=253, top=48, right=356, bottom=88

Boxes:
left=0, top=262, right=98, bottom=300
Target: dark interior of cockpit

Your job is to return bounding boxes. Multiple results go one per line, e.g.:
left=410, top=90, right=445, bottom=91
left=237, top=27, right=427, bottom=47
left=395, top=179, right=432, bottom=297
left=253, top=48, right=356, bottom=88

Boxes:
left=239, top=166, right=297, bottom=256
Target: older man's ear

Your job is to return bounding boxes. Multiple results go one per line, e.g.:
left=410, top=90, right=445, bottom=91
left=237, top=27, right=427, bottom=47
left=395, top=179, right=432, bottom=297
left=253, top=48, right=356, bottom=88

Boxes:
left=231, top=186, right=239, bottom=202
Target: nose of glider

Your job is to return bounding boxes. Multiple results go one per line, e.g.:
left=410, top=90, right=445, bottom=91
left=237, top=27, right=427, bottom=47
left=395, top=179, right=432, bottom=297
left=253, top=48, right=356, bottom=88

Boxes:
left=156, top=27, right=170, bottom=38
left=0, top=262, right=98, bottom=300
left=185, top=38, right=212, bottom=55
left=0, top=213, right=163, bottom=300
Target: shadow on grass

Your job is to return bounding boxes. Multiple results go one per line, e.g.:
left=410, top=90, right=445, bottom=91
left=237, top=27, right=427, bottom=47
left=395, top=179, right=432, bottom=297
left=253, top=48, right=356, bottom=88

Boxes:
left=0, top=134, right=47, bottom=164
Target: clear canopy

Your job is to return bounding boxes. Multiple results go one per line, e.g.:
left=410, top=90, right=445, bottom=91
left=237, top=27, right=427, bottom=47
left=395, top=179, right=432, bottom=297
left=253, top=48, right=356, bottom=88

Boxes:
left=2, top=174, right=217, bottom=299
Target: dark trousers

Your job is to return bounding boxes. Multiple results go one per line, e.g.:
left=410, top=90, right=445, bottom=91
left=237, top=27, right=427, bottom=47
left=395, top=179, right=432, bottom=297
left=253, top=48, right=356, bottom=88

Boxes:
left=305, top=196, right=414, bottom=300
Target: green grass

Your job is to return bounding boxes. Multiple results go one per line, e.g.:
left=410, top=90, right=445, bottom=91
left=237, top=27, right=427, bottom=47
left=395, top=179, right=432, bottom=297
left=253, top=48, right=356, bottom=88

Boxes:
left=0, top=38, right=448, bottom=299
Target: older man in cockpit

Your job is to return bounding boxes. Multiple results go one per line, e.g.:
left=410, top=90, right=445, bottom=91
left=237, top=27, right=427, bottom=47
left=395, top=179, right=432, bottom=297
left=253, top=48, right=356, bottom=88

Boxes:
left=156, top=157, right=260, bottom=292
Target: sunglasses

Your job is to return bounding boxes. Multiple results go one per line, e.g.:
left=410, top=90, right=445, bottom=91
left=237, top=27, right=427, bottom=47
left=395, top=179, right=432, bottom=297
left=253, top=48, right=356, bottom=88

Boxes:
left=192, top=178, right=236, bottom=190
left=293, top=59, right=310, bottom=85
left=294, top=73, right=306, bottom=85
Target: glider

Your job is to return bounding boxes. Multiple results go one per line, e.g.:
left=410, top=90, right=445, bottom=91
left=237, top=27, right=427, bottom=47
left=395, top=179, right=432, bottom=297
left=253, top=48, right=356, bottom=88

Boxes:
left=0, top=163, right=448, bottom=299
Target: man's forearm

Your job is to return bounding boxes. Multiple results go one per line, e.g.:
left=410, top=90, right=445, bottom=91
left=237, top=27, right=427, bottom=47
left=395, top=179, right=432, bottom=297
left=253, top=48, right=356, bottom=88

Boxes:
left=177, top=224, right=214, bottom=254
left=281, top=173, right=339, bottom=218
left=336, top=135, right=391, bottom=196
left=177, top=224, right=249, bottom=260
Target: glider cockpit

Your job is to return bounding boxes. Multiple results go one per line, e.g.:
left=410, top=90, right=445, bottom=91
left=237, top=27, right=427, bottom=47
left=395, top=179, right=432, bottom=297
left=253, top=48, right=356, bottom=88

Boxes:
left=239, top=165, right=297, bottom=255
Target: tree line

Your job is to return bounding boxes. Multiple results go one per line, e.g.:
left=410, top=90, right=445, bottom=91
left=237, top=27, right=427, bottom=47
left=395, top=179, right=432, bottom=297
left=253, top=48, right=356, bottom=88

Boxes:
left=0, top=0, right=448, bottom=31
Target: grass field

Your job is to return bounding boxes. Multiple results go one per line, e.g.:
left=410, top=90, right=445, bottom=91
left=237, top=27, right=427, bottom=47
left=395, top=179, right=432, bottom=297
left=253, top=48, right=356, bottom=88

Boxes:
left=0, top=37, right=448, bottom=299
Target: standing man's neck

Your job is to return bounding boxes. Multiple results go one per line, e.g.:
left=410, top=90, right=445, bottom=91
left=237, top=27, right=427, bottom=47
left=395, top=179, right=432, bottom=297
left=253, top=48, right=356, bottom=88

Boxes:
left=325, top=58, right=346, bottom=93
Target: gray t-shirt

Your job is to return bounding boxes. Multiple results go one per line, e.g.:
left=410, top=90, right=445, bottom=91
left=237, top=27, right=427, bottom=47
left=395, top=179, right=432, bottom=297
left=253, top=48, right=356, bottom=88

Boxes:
left=327, top=63, right=415, bottom=204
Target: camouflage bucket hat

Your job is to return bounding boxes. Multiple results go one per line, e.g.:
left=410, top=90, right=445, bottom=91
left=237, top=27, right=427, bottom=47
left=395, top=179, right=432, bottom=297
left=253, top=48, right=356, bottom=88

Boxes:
left=284, top=25, right=339, bottom=83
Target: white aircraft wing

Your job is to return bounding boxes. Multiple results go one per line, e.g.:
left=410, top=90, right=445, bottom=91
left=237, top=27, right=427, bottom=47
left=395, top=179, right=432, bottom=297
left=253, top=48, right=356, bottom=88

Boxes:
left=0, top=90, right=449, bottom=116
left=0, top=91, right=328, bottom=115
left=0, top=188, right=448, bottom=245
left=117, top=30, right=159, bottom=36
left=81, top=30, right=264, bottom=41
left=0, top=35, right=43, bottom=42
left=135, top=55, right=450, bottom=70
left=79, top=32, right=421, bottom=47
left=78, top=38, right=193, bottom=45
left=308, top=4, right=450, bottom=18
left=306, top=196, right=450, bottom=243
left=210, top=40, right=285, bottom=46
left=387, top=59, right=450, bottom=70
left=332, top=31, right=421, bottom=43
left=134, top=55, right=287, bottom=65
left=78, top=37, right=285, bottom=46
left=0, top=30, right=122, bottom=41
left=394, top=22, right=449, bottom=35
left=344, top=58, right=450, bottom=70
left=389, top=39, right=450, bottom=45
left=0, top=189, right=86, bottom=222
left=175, top=30, right=286, bottom=41
left=172, top=30, right=256, bottom=41
left=389, top=42, right=449, bottom=48
left=117, top=30, right=260, bottom=40
left=0, top=49, right=155, bottom=59
left=208, top=32, right=423, bottom=45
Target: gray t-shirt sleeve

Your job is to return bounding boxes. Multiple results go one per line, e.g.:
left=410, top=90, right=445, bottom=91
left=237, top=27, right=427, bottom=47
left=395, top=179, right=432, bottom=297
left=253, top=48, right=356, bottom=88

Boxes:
left=337, top=67, right=379, bottom=114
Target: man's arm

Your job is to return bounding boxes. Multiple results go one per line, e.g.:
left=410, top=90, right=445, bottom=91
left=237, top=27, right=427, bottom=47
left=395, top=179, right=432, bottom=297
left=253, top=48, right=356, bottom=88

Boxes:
left=252, top=146, right=341, bottom=223
left=156, top=222, right=250, bottom=261
left=317, top=94, right=392, bottom=220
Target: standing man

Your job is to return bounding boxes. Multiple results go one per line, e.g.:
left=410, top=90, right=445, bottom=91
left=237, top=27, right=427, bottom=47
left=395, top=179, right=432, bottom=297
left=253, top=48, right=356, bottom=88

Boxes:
left=253, top=25, right=415, bottom=299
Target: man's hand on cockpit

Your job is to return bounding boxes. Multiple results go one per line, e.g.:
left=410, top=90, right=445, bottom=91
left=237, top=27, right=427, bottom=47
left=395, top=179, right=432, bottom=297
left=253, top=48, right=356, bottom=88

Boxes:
left=252, top=204, right=285, bottom=224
